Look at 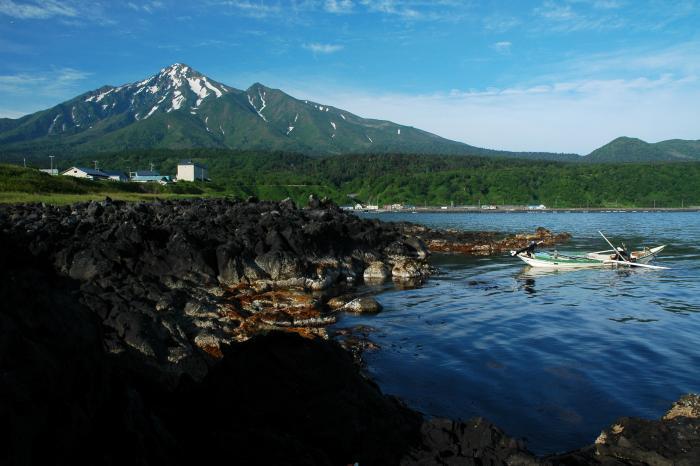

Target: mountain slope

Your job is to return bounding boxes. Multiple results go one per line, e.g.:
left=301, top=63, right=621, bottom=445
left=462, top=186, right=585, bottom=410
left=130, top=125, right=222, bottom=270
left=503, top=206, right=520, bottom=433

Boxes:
left=4, top=63, right=697, bottom=163
left=586, top=137, right=700, bottom=163
left=0, top=63, right=580, bottom=161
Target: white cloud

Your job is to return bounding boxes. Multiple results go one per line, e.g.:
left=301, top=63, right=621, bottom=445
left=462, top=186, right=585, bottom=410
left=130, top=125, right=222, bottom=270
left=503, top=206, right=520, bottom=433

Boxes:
left=532, top=0, right=628, bottom=31
left=359, top=0, right=421, bottom=19
left=214, top=0, right=281, bottom=18
left=592, top=0, right=623, bottom=9
left=281, top=71, right=699, bottom=155
left=0, top=67, right=91, bottom=96
left=492, top=41, right=512, bottom=54
left=535, top=1, right=576, bottom=21
left=0, top=0, right=77, bottom=19
left=537, top=41, right=700, bottom=82
left=127, top=1, right=164, bottom=13
left=0, top=108, right=25, bottom=118
left=324, top=0, right=353, bottom=13
left=483, top=14, right=520, bottom=32
left=303, top=42, right=344, bottom=54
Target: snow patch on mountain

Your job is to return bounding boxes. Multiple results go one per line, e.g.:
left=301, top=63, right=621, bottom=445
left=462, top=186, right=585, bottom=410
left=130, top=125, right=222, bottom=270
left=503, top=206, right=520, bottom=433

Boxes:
left=85, top=88, right=114, bottom=103
left=340, top=114, right=346, bottom=120
left=203, top=78, right=223, bottom=97
left=145, top=105, right=159, bottom=119
left=48, top=114, right=61, bottom=134
left=247, top=92, right=268, bottom=122
left=188, top=77, right=208, bottom=104
left=330, top=122, right=336, bottom=131
left=169, top=91, right=184, bottom=112
left=287, top=126, right=294, bottom=135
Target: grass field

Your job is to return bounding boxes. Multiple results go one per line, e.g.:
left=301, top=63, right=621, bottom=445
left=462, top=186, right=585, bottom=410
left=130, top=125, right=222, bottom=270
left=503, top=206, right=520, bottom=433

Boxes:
left=0, top=191, right=227, bottom=205
left=0, top=164, right=229, bottom=205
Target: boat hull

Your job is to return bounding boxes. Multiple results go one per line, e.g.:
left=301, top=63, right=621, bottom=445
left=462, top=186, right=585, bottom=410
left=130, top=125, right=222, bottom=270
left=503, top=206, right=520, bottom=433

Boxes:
left=585, top=245, right=666, bottom=264
left=515, top=245, right=666, bottom=269
left=516, top=253, right=607, bottom=269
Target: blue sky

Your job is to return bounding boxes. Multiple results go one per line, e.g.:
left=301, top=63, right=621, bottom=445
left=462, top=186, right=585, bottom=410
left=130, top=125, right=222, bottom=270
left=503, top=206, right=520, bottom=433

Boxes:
left=1, top=0, right=699, bottom=153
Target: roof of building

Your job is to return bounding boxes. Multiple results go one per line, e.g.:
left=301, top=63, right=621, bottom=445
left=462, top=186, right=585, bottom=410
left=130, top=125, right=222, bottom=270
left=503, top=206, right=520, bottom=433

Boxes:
left=61, top=166, right=109, bottom=177
left=102, top=170, right=127, bottom=177
left=178, top=160, right=207, bottom=168
left=133, top=170, right=160, bottom=176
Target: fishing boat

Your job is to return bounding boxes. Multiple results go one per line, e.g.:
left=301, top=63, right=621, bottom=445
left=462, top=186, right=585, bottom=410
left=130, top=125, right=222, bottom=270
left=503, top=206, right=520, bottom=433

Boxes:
left=585, top=245, right=666, bottom=264
left=510, top=231, right=668, bottom=270
left=514, top=250, right=610, bottom=269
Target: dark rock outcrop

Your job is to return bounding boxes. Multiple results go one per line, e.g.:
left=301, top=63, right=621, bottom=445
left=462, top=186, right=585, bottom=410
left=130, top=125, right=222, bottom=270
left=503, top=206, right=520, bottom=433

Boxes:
left=547, top=394, right=700, bottom=465
left=0, top=228, right=422, bottom=465
left=0, top=198, right=433, bottom=382
left=396, top=223, right=571, bottom=255
left=401, top=418, right=539, bottom=465
left=4, top=198, right=692, bottom=466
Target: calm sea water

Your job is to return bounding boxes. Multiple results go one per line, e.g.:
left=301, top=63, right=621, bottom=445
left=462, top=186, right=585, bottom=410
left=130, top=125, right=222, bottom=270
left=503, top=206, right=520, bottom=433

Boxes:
left=337, top=211, right=700, bottom=455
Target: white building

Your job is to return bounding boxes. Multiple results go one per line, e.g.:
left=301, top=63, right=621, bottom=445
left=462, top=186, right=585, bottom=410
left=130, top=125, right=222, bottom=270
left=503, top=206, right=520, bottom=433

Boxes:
left=60, top=166, right=110, bottom=181
left=177, top=160, right=208, bottom=182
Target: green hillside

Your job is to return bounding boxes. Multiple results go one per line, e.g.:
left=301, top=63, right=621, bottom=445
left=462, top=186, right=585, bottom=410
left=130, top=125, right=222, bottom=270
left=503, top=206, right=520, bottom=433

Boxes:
left=0, top=63, right=580, bottom=162
left=6, top=150, right=697, bottom=208
left=586, top=137, right=700, bottom=163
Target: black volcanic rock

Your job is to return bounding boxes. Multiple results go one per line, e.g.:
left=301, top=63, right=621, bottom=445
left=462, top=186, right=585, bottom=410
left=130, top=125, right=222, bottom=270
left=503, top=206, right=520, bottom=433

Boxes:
left=3, top=199, right=699, bottom=465
left=0, top=223, right=423, bottom=465
left=0, top=198, right=428, bottom=382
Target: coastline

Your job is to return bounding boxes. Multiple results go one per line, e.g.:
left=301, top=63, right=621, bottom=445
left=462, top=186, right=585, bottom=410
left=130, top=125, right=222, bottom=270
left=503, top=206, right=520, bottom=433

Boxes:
left=2, top=197, right=698, bottom=465
left=360, top=206, right=700, bottom=214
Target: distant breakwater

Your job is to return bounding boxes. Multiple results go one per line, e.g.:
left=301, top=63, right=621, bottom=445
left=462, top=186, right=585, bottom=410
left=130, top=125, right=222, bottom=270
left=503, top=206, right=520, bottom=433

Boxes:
left=1, top=197, right=698, bottom=465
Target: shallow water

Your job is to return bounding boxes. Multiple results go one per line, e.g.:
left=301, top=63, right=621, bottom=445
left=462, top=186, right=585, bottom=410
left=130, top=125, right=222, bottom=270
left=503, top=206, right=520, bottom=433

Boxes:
left=335, top=211, right=700, bottom=455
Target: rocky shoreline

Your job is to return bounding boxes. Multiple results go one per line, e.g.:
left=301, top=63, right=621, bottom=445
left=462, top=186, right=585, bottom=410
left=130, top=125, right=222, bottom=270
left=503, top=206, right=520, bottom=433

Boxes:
left=2, top=197, right=698, bottom=465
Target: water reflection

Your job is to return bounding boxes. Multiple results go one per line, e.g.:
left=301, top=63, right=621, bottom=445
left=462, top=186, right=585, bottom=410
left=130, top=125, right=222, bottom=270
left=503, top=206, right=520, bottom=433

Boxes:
left=521, top=277, right=536, bottom=294
left=339, top=212, right=700, bottom=455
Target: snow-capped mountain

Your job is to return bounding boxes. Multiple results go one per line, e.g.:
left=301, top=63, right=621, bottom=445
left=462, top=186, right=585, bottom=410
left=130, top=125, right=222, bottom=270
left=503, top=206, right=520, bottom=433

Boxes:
left=0, top=63, right=567, bottom=159
left=79, top=63, right=231, bottom=124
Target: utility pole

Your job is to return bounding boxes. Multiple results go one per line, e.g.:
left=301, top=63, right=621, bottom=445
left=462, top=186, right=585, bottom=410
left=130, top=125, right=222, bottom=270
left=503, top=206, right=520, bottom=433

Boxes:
left=150, top=162, right=155, bottom=172
left=93, top=160, right=99, bottom=170
left=49, top=155, right=55, bottom=174
left=23, top=158, right=26, bottom=168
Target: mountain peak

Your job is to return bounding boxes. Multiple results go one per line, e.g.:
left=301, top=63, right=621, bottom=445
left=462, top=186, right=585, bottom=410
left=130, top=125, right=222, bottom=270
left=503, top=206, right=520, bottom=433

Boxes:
left=247, top=82, right=270, bottom=92
left=158, top=62, right=198, bottom=78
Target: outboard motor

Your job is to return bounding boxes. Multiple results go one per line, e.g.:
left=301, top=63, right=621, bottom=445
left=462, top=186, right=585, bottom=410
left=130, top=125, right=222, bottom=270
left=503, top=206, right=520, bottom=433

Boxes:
left=511, top=240, right=539, bottom=257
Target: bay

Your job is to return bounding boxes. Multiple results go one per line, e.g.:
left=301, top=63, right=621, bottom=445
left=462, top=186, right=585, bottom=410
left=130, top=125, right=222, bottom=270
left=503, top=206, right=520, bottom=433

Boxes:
left=336, top=211, right=700, bottom=455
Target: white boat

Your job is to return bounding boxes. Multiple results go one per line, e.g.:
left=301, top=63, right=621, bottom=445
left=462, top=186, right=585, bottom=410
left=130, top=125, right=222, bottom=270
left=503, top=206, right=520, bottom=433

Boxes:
left=510, top=232, right=668, bottom=270
left=585, top=245, right=666, bottom=264
left=515, top=251, right=610, bottom=269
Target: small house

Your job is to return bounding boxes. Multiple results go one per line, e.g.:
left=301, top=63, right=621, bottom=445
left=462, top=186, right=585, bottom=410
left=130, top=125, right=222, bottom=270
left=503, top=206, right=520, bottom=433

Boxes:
left=177, top=160, right=208, bottom=182
left=60, top=166, right=110, bottom=181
